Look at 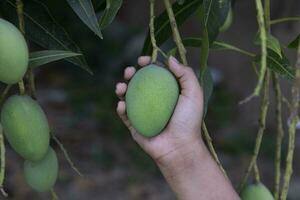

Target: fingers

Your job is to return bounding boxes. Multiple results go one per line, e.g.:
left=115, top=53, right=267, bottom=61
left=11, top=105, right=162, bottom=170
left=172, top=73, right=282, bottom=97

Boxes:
left=115, top=82, right=127, bottom=99
left=168, top=56, right=202, bottom=97
left=116, top=101, right=148, bottom=147
left=138, top=56, right=151, bottom=66
left=124, top=67, right=136, bottom=81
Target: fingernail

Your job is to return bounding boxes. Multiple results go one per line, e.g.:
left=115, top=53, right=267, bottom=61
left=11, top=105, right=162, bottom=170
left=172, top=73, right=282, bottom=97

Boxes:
left=169, top=56, right=179, bottom=64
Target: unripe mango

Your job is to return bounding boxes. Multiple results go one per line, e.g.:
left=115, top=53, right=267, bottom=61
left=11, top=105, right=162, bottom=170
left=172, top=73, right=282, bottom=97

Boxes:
left=0, top=19, right=29, bottom=84
left=24, top=147, right=58, bottom=192
left=126, top=64, right=179, bottom=137
left=1, top=95, right=50, bottom=161
left=219, top=8, right=233, bottom=32
left=241, top=183, right=274, bottom=200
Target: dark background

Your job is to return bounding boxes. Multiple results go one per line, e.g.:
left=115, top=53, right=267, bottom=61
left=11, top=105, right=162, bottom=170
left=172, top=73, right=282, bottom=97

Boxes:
left=0, top=0, right=300, bottom=199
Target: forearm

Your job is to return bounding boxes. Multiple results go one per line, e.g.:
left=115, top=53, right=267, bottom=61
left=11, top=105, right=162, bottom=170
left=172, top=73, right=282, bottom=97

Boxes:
left=156, top=136, right=240, bottom=200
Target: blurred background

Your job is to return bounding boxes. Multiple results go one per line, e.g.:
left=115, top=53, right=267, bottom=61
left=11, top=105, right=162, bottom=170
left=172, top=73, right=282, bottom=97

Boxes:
left=0, top=0, right=300, bottom=199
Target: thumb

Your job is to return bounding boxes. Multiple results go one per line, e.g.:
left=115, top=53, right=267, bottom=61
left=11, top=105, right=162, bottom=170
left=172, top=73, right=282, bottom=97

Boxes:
left=168, top=56, right=201, bottom=97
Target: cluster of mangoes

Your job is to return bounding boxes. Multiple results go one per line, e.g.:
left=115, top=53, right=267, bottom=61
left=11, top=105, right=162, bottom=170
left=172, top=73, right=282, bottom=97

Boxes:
left=0, top=19, right=58, bottom=192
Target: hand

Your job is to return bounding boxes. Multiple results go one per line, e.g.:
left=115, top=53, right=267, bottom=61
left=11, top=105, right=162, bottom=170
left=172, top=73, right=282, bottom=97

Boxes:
left=116, top=56, right=239, bottom=200
left=115, top=56, right=205, bottom=166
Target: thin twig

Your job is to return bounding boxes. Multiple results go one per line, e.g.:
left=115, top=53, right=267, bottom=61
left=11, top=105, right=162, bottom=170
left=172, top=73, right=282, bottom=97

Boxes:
left=239, top=72, right=270, bottom=192
left=270, top=16, right=300, bottom=25
left=163, top=0, right=187, bottom=65
left=51, top=132, right=83, bottom=177
left=242, top=0, right=267, bottom=103
left=253, top=161, right=261, bottom=183
left=0, top=85, right=12, bottom=106
left=51, top=188, right=59, bottom=200
left=149, top=0, right=158, bottom=63
left=0, top=125, right=8, bottom=197
left=16, top=0, right=26, bottom=95
left=273, top=73, right=284, bottom=200
left=280, top=38, right=300, bottom=200
left=202, top=123, right=228, bottom=179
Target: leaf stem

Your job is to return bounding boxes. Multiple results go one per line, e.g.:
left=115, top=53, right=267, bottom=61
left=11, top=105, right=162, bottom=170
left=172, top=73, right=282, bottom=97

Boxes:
left=0, top=85, right=12, bottom=106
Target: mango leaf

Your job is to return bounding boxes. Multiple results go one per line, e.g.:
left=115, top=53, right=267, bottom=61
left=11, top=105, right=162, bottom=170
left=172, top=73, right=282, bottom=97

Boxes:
left=98, top=0, right=123, bottom=29
left=255, top=50, right=295, bottom=79
left=66, top=0, right=102, bottom=38
left=200, top=67, right=213, bottom=117
left=142, top=0, right=203, bottom=55
left=181, top=37, right=255, bottom=57
left=288, top=34, right=300, bottom=49
left=0, top=0, right=92, bottom=74
left=29, top=50, right=81, bottom=68
left=201, top=0, right=231, bottom=43
left=255, top=33, right=282, bottom=57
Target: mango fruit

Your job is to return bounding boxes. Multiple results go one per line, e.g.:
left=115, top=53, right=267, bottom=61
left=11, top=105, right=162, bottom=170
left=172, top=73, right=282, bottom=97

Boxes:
left=1, top=95, right=50, bottom=161
left=241, top=183, right=274, bottom=200
left=24, top=147, right=58, bottom=192
left=0, top=19, right=29, bottom=84
left=219, top=8, right=233, bottom=32
left=126, top=64, right=179, bottom=137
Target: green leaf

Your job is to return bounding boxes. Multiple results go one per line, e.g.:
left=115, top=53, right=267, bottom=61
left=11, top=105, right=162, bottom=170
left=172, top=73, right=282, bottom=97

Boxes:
left=181, top=37, right=255, bottom=57
left=201, top=0, right=231, bottom=43
left=200, top=67, right=213, bottom=117
left=255, top=50, right=295, bottom=79
left=66, top=0, right=102, bottom=38
left=287, top=34, right=300, bottom=49
left=255, top=33, right=282, bottom=57
left=0, top=0, right=92, bottom=74
left=98, top=0, right=123, bottom=29
left=29, top=50, right=81, bottom=68
left=142, top=0, right=203, bottom=55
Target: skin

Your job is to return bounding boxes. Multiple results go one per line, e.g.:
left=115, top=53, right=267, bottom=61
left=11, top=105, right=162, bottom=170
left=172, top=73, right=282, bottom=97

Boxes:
left=116, top=56, right=240, bottom=200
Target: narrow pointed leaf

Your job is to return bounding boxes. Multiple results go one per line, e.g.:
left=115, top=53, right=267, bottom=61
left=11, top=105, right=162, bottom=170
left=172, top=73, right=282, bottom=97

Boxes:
left=255, top=33, right=282, bottom=57
left=29, top=50, right=81, bottom=68
left=288, top=34, right=300, bottom=49
left=99, top=0, right=123, bottom=29
left=66, top=0, right=103, bottom=38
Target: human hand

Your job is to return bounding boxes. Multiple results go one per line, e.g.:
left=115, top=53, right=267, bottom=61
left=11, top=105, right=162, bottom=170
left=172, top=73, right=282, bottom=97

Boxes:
left=116, top=56, right=239, bottom=200
left=115, top=56, right=205, bottom=167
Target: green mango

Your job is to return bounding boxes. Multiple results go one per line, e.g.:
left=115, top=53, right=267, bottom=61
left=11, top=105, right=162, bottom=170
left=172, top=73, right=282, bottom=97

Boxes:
left=0, top=19, right=29, bottom=84
left=126, top=64, right=179, bottom=137
left=1, top=95, right=50, bottom=161
left=241, top=183, right=274, bottom=200
left=24, top=147, right=58, bottom=192
left=219, top=8, right=233, bottom=32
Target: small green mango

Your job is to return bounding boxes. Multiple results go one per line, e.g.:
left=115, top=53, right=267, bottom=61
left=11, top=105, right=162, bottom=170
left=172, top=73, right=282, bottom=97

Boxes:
left=0, top=19, right=29, bottom=84
left=241, top=183, right=274, bottom=200
left=1, top=95, right=50, bottom=161
left=24, top=147, right=58, bottom=192
left=219, top=8, right=233, bottom=32
left=126, top=64, right=179, bottom=137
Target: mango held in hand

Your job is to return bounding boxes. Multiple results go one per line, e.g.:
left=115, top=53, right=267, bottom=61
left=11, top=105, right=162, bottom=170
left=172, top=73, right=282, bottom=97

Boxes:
left=126, top=64, right=179, bottom=137
left=0, top=19, right=29, bottom=84
left=1, top=95, right=50, bottom=161
left=241, top=183, right=274, bottom=200
left=24, top=147, right=58, bottom=192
